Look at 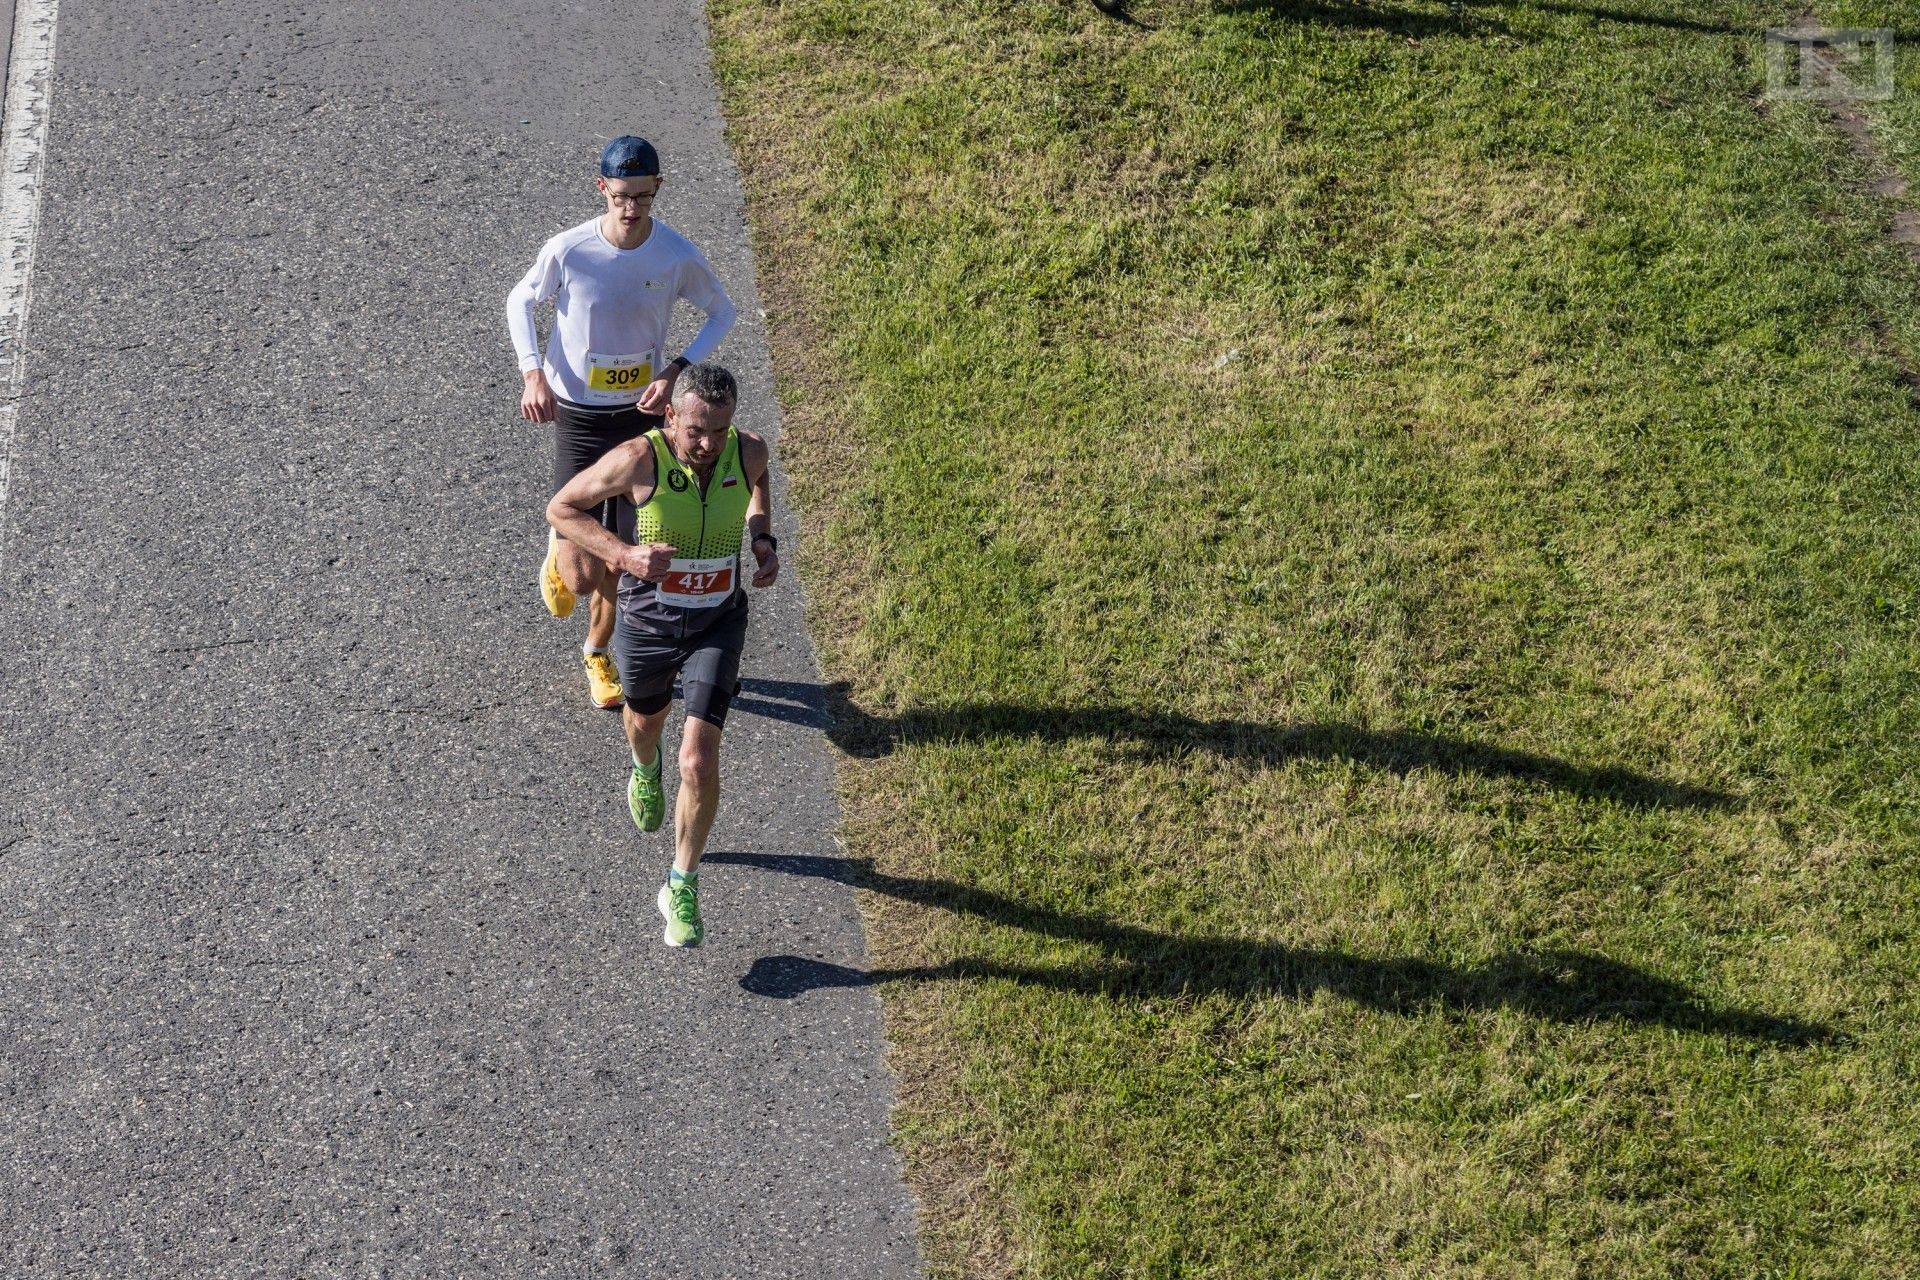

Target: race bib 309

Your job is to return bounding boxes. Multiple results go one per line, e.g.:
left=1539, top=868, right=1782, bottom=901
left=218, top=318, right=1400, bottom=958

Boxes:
left=584, top=351, right=653, bottom=402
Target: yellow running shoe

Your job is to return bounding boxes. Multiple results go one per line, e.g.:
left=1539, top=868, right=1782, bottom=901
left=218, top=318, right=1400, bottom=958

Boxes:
left=583, top=650, right=624, bottom=709
left=541, top=531, right=576, bottom=619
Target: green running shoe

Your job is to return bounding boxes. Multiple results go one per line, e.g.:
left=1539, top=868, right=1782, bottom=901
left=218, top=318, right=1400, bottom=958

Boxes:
left=658, top=877, right=703, bottom=948
left=628, top=749, right=664, bottom=832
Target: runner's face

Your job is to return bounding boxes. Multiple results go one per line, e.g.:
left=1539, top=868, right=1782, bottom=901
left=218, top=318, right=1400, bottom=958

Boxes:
left=667, top=397, right=735, bottom=469
left=599, top=175, right=661, bottom=229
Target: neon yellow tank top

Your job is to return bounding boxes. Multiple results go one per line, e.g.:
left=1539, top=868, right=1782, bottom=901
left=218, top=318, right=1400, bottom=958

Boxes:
left=621, top=426, right=750, bottom=628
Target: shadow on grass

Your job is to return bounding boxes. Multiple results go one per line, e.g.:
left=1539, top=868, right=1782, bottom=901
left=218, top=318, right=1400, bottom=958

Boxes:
left=733, top=677, right=1736, bottom=812
left=1177, top=0, right=1920, bottom=43
left=1206, top=0, right=1512, bottom=38
left=1088, top=0, right=1153, bottom=28
left=717, top=852, right=1835, bottom=1045
left=1083, top=0, right=1514, bottom=38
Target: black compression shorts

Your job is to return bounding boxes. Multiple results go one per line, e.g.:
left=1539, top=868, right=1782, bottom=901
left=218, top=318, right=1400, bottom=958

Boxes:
left=552, top=399, right=664, bottom=533
left=612, top=594, right=749, bottom=729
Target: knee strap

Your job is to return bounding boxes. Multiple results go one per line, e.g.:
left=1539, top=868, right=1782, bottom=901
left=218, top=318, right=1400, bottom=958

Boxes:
left=683, top=679, right=737, bottom=729
left=627, top=687, right=672, bottom=715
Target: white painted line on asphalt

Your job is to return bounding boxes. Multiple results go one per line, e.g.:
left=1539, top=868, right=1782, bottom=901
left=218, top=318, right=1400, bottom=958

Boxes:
left=0, top=0, right=58, bottom=576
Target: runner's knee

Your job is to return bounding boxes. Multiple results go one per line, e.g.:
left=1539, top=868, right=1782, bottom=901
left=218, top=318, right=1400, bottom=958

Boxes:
left=679, top=738, right=719, bottom=789
left=556, top=541, right=602, bottom=593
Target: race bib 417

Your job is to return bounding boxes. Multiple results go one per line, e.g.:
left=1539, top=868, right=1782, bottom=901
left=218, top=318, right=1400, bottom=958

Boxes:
left=656, top=556, right=735, bottom=608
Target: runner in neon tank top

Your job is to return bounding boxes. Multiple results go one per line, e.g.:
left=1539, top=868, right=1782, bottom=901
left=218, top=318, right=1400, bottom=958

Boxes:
left=545, top=363, right=779, bottom=948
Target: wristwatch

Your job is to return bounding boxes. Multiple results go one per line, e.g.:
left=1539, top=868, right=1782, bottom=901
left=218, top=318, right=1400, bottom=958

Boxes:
left=752, top=532, right=778, bottom=552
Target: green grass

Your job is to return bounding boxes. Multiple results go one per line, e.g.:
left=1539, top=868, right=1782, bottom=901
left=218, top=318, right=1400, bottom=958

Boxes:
left=710, top=0, right=1920, bottom=1274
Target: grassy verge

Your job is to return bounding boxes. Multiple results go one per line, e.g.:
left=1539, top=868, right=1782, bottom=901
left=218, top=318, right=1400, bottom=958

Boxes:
left=711, top=0, right=1920, bottom=1274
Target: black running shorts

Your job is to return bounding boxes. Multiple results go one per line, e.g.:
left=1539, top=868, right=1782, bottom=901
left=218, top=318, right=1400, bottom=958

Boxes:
left=612, top=594, right=750, bottom=728
left=552, top=399, right=663, bottom=532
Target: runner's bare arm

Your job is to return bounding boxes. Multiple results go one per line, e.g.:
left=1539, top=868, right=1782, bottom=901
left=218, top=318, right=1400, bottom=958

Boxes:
left=741, top=432, right=779, bottom=589
left=545, top=438, right=676, bottom=581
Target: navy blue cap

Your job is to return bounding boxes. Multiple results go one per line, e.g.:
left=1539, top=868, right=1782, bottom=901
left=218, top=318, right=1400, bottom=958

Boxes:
left=600, top=135, right=660, bottom=179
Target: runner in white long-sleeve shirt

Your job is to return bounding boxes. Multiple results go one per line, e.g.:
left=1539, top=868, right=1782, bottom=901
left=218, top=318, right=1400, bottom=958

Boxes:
left=507, top=135, right=737, bottom=709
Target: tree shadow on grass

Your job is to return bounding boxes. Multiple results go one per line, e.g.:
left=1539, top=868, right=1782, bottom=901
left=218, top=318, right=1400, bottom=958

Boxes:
left=717, top=851, right=1835, bottom=1046
left=733, top=677, right=1736, bottom=812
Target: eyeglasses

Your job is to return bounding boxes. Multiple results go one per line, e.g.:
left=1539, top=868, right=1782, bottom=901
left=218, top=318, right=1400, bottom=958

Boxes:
left=604, top=188, right=659, bottom=207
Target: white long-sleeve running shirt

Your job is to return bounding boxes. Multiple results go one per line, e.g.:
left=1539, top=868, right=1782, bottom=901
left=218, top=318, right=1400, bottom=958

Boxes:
left=506, top=217, right=737, bottom=408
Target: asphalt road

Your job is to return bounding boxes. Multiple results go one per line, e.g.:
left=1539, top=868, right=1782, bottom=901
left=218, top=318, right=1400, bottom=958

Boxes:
left=0, top=2, right=921, bottom=1274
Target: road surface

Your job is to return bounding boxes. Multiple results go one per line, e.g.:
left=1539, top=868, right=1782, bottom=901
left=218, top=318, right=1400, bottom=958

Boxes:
left=0, top=2, right=922, bottom=1275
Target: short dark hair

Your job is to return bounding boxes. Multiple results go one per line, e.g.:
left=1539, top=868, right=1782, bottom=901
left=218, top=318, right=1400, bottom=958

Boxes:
left=671, top=362, right=738, bottom=411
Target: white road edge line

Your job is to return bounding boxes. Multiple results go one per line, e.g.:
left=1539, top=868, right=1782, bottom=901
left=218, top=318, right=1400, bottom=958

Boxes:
left=0, top=0, right=58, bottom=577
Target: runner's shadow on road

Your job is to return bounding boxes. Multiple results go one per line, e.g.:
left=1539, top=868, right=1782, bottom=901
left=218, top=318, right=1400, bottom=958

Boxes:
left=717, top=852, right=1835, bottom=1046
left=733, top=678, right=1734, bottom=812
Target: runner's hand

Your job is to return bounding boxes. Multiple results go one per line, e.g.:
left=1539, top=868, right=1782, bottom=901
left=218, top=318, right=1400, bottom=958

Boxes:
left=637, top=372, right=676, bottom=415
left=751, top=542, right=779, bottom=588
left=621, top=542, right=677, bottom=582
left=520, top=370, right=556, bottom=423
